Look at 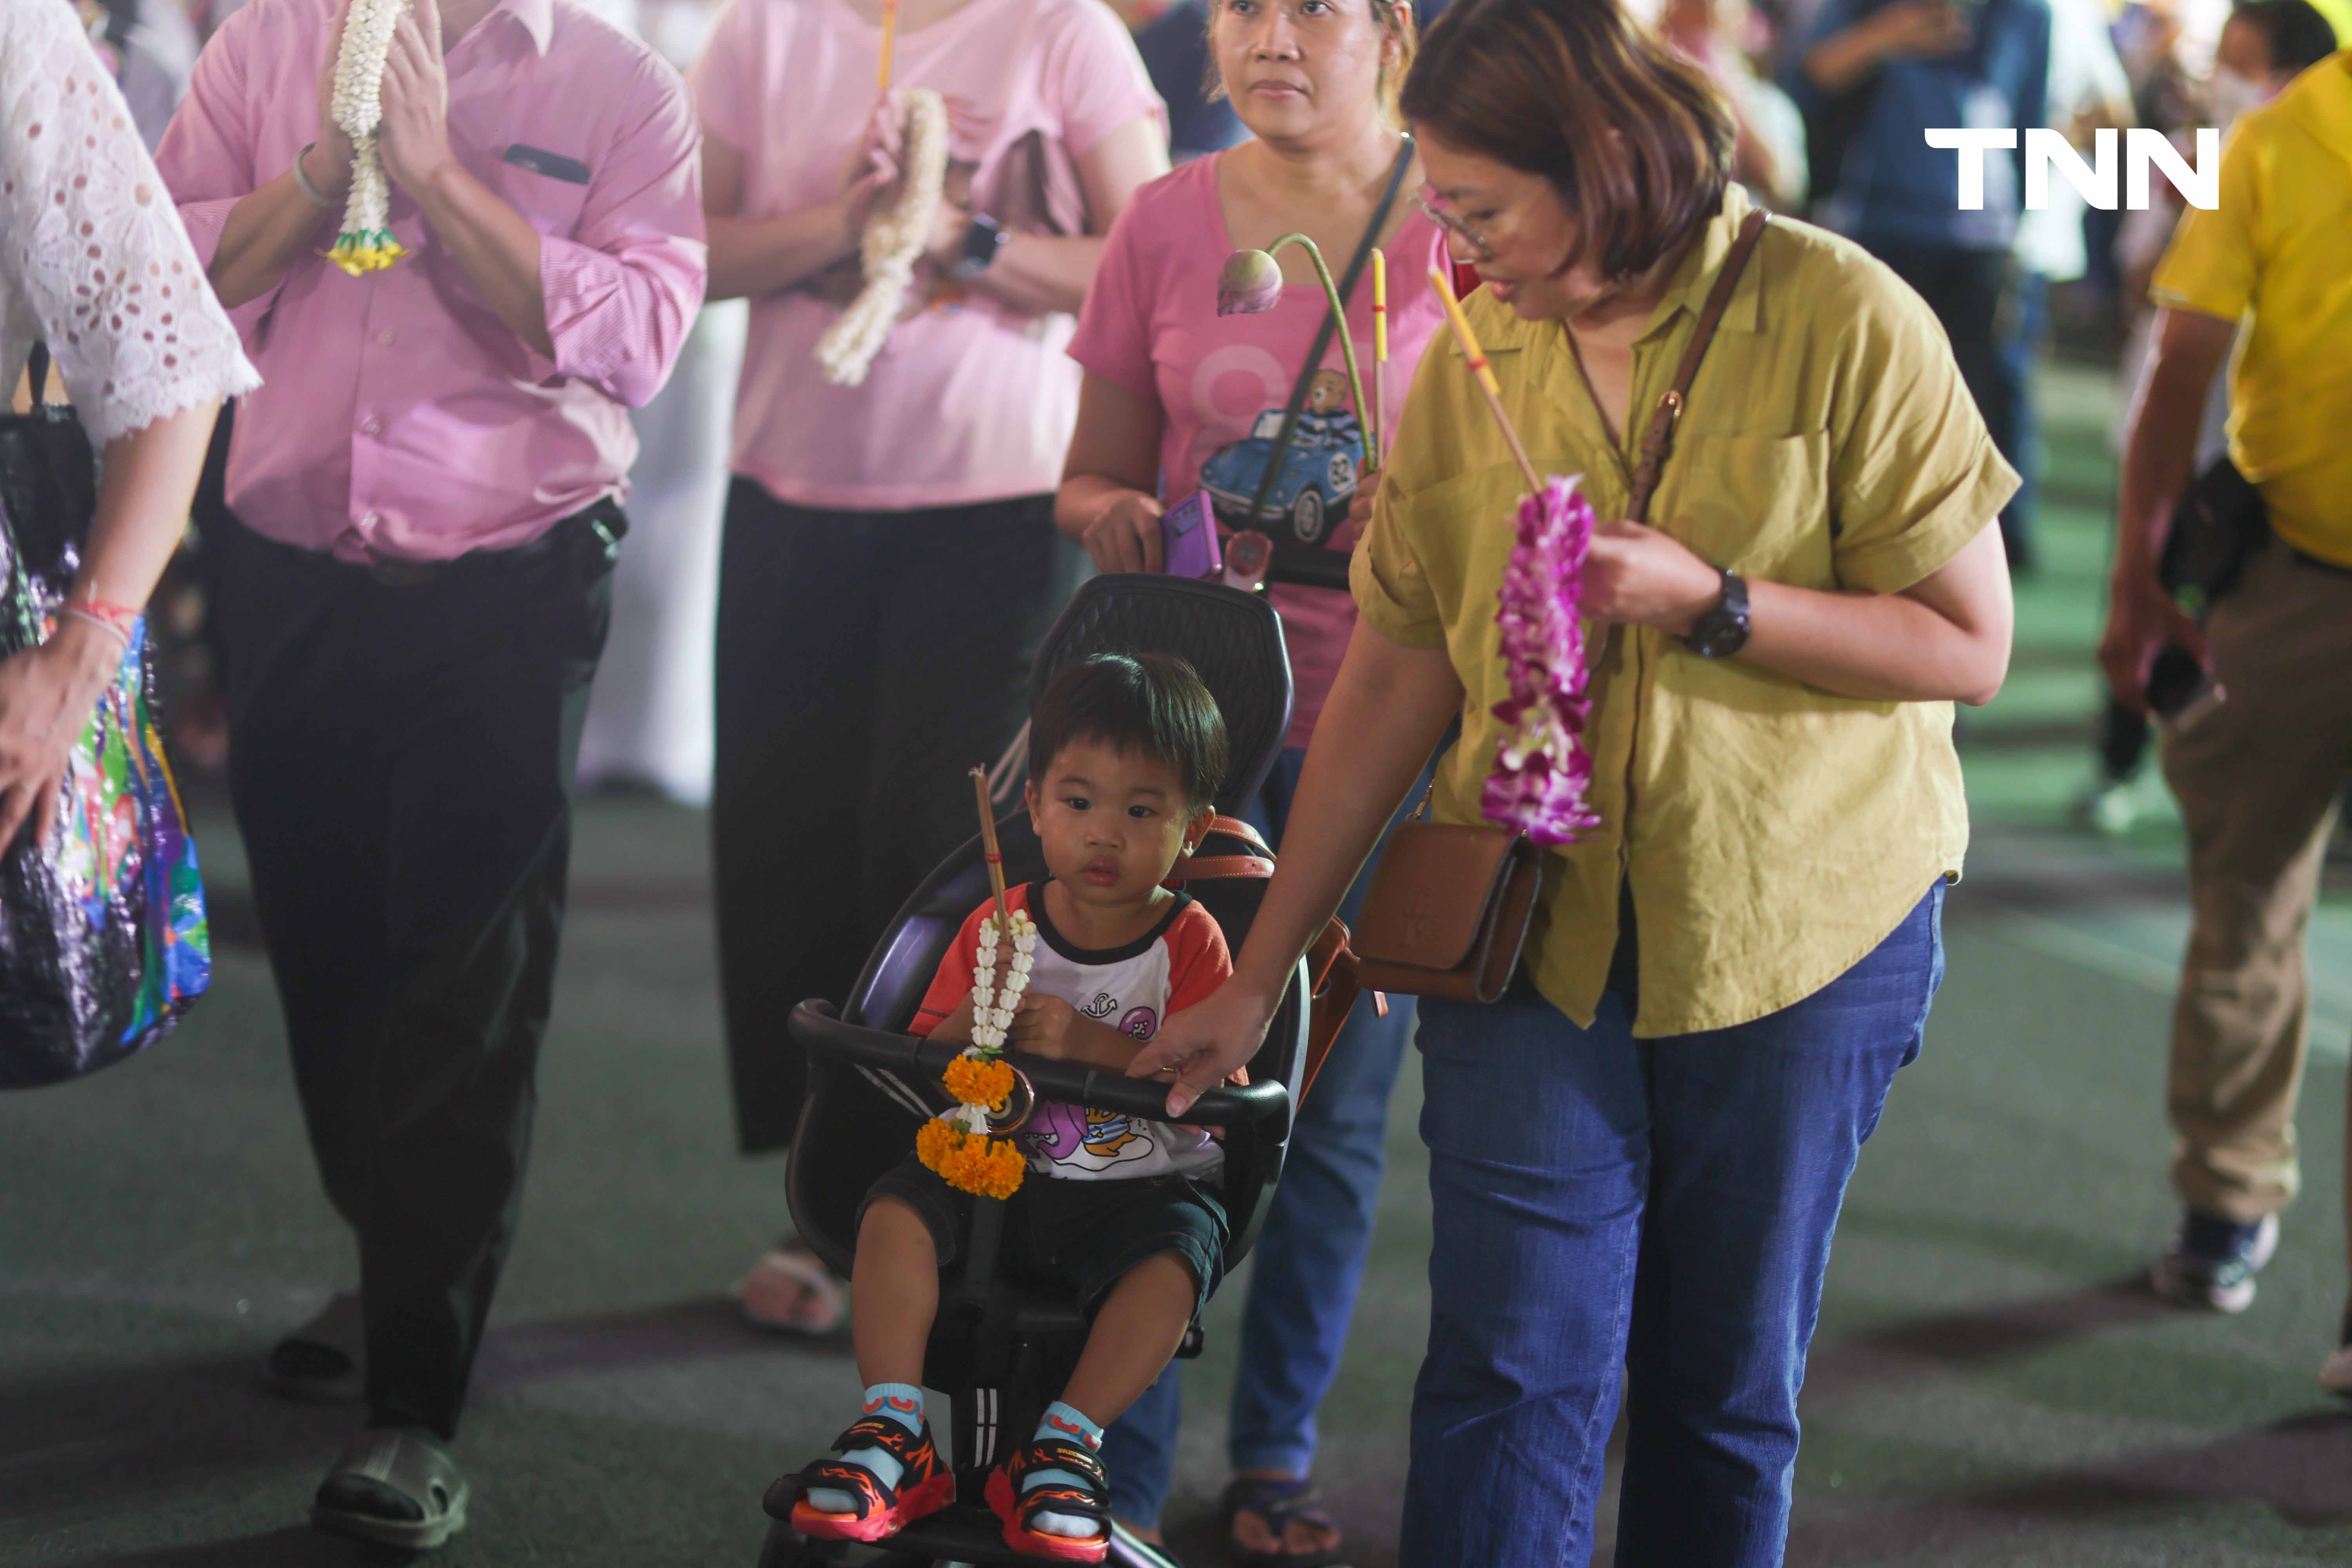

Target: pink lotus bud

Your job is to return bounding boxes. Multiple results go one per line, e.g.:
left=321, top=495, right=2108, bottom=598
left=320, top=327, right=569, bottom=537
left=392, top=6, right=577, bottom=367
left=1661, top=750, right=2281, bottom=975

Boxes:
left=1217, top=250, right=1284, bottom=316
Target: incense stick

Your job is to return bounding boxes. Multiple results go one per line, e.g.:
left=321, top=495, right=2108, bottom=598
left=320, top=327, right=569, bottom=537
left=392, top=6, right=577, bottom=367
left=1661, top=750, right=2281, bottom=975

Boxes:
left=1428, top=266, right=1541, bottom=494
left=1370, top=248, right=1388, bottom=466
left=969, top=766, right=1014, bottom=938
left=877, top=0, right=898, bottom=92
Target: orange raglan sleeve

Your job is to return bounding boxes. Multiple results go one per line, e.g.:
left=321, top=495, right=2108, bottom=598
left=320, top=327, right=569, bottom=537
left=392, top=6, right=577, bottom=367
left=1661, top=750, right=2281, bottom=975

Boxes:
left=911, top=900, right=992, bottom=1036
left=1163, top=903, right=1235, bottom=1020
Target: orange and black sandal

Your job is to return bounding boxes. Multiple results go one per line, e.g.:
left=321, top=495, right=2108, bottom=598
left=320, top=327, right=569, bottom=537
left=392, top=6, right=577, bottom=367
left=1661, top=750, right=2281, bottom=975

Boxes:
left=771, top=1413, right=954, bottom=1543
left=983, top=1432, right=1112, bottom=1564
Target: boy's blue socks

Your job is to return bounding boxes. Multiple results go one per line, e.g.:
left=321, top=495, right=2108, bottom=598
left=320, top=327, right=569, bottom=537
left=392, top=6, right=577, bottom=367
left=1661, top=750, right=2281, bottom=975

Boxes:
left=1024, top=1401, right=1106, bottom=1539
left=806, top=1383, right=925, bottom=1515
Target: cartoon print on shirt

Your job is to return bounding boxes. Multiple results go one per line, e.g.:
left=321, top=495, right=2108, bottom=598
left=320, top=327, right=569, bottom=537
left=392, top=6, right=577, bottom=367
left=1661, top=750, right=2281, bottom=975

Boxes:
left=1079, top=991, right=1118, bottom=1021
left=1023, top=1100, right=1158, bottom=1172
left=1197, top=368, right=1363, bottom=547
left=1118, top=1006, right=1158, bottom=1040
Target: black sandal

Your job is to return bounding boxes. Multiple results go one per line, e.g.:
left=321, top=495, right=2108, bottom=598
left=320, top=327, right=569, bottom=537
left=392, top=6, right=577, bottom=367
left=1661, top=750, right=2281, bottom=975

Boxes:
left=985, top=1432, right=1112, bottom=1564
left=1219, top=1474, right=1342, bottom=1568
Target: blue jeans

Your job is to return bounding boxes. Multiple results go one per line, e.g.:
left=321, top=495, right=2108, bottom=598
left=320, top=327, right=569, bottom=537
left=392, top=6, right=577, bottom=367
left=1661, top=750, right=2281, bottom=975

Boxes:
left=1103, top=747, right=1426, bottom=1528
left=1403, top=883, right=1946, bottom=1567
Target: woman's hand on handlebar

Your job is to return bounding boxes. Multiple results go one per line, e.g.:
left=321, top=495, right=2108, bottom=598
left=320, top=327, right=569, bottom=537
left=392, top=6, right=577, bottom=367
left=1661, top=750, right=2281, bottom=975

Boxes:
left=1126, top=980, right=1280, bottom=1118
left=1079, top=490, right=1166, bottom=575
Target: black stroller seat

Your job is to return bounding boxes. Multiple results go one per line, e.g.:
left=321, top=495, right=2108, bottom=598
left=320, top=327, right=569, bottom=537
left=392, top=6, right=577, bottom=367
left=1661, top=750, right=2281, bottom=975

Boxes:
left=764, top=576, right=1310, bottom=1568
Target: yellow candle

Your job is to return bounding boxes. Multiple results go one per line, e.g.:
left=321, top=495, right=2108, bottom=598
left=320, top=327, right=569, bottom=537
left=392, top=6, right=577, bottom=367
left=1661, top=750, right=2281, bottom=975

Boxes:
left=878, top=0, right=898, bottom=91
left=1430, top=266, right=1501, bottom=401
left=1373, top=248, right=1388, bottom=364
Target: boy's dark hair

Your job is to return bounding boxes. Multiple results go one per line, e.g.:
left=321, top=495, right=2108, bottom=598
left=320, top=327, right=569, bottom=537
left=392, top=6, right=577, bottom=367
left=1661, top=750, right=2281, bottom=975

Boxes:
left=1029, top=653, right=1229, bottom=810
left=2232, top=0, right=2340, bottom=75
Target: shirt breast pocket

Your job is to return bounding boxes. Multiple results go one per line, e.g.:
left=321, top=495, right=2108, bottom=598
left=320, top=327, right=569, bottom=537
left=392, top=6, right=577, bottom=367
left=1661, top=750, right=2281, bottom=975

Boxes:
left=494, top=145, right=592, bottom=241
left=1666, top=430, right=1835, bottom=588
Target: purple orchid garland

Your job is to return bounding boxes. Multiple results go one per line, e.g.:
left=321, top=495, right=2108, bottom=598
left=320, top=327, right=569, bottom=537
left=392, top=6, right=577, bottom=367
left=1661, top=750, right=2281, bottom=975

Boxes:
left=1483, top=475, right=1601, bottom=847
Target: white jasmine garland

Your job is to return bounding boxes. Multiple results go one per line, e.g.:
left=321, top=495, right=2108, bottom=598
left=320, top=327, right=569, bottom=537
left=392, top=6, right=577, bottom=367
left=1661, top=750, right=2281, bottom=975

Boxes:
left=969, top=909, right=1037, bottom=1051
left=326, top=0, right=409, bottom=274
left=813, top=87, right=948, bottom=387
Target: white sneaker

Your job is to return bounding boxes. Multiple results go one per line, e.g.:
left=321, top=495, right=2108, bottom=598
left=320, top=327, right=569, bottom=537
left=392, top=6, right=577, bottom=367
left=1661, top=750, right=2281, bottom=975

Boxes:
left=2073, top=777, right=2143, bottom=837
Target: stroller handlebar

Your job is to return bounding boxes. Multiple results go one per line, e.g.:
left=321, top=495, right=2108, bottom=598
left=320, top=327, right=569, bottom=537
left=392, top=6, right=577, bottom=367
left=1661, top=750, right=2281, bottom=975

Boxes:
left=788, top=1000, right=1291, bottom=1128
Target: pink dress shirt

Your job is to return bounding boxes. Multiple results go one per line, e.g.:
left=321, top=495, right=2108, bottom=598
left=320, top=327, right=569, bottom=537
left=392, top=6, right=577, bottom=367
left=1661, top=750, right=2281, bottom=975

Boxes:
left=691, top=0, right=1163, bottom=512
left=156, top=0, right=707, bottom=562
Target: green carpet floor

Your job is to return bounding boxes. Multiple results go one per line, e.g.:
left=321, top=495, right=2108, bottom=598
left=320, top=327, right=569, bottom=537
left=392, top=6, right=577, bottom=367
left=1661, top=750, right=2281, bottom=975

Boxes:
left=7, top=362, right=2352, bottom=1566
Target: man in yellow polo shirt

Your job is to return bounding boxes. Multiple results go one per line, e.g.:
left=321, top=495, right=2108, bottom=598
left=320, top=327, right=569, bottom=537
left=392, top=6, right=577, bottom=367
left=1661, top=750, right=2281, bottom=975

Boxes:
left=2100, top=51, right=2352, bottom=1356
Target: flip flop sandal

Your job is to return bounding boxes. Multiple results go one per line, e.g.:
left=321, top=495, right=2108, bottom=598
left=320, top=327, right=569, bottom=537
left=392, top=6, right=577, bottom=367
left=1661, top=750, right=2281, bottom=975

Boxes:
left=984, top=1432, right=1112, bottom=1564
left=734, top=1245, right=851, bottom=1337
left=1218, top=1474, right=1343, bottom=1568
left=263, top=1291, right=364, bottom=1403
left=310, top=1426, right=469, bottom=1551
left=777, top=1412, right=955, bottom=1542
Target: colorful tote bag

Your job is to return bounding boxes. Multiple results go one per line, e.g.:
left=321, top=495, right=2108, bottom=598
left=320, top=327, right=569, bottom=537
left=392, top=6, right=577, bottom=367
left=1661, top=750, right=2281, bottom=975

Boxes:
left=0, top=350, right=210, bottom=1088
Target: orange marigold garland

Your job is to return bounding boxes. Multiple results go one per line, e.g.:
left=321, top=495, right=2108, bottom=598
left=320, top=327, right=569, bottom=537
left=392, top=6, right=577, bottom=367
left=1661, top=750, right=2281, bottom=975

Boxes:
left=944, top=1052, right=1016, bottom=1111
left=919, top=907, right=1038, bottom=1197
left=916, top=1118, right=1027, bottom=1200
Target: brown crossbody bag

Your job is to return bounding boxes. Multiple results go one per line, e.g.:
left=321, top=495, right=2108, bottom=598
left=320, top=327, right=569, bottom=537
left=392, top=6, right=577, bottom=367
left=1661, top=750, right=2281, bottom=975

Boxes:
left=1350, top=211, right=1771, bottom=1003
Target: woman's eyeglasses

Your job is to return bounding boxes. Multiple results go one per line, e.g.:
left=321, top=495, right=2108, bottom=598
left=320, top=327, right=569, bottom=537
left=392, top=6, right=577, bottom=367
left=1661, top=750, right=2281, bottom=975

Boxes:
left=1413, top=191, right=1494, bottom=262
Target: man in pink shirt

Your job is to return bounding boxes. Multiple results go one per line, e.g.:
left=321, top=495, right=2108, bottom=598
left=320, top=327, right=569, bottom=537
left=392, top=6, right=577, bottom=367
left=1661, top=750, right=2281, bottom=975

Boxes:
left=155, top=0, right=703, bottom=1547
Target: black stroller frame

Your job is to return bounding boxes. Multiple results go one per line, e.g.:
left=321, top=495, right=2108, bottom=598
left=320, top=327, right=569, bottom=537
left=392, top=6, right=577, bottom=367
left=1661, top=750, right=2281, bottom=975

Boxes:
left=762, top=576, right=1311, bottom=1568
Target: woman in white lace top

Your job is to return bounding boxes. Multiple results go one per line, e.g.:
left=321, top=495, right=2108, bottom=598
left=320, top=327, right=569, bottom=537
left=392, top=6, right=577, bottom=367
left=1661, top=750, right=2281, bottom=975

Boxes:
left=0, top=0, right=257, bottom=848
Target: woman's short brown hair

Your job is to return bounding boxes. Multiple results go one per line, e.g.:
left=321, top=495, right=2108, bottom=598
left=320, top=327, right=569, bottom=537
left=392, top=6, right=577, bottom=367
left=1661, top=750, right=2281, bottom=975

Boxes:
left=1207, top=0, right=1421, bottom=124
left=1400, top=0, right=1734, bottom=281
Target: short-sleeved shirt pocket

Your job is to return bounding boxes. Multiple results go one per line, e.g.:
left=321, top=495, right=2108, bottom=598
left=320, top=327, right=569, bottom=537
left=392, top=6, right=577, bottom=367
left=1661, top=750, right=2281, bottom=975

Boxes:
left=1664, top=429, right=1836, bottom=588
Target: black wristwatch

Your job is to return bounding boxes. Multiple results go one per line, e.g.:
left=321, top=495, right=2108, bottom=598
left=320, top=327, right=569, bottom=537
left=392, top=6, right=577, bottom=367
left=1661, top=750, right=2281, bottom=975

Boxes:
left=1683, top=566, right=1751, bottom=659
left=951, top=214, right=1007, bottom=279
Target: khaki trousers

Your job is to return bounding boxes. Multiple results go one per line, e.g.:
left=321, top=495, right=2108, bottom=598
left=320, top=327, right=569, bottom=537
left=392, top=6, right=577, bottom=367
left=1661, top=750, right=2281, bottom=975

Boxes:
left=2161, top=537, right=2352, bottom=1226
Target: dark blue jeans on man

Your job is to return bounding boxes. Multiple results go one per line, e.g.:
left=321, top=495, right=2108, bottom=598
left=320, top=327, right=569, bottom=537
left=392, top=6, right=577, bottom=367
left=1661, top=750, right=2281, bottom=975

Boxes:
left=1102, top=747, right=1428, bottom=1528
left=1402, top=882, right=1946, bottom=1566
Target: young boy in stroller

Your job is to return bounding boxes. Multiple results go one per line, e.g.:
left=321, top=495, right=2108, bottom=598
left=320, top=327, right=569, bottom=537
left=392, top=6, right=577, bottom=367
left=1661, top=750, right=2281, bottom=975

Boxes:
left=783, top=652, right=1237, bottom=1564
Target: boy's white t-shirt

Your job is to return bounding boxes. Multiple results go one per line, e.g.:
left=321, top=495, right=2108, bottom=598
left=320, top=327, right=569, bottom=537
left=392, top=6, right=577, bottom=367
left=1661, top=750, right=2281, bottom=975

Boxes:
left=914, top=883, right=1232, bottom=1181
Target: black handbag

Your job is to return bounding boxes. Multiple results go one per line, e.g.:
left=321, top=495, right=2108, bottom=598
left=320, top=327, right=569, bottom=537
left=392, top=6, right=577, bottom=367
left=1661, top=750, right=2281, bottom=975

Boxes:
left=2157, top=454, right=2268, bottom=610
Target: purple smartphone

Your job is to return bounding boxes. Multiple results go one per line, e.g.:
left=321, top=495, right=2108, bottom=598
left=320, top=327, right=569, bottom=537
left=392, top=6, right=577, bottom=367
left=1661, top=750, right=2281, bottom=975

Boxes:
left=1159, top=491, right=1222, bottom=579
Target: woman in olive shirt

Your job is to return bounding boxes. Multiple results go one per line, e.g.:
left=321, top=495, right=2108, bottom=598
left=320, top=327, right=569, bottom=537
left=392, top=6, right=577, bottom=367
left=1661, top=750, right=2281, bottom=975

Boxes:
left=1129, top=0, right=2016, bottom=1561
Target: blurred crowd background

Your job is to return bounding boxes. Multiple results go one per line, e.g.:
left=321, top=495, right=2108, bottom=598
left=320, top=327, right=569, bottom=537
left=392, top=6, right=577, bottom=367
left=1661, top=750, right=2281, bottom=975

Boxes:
left=82, top=0, right=2339, bottom=840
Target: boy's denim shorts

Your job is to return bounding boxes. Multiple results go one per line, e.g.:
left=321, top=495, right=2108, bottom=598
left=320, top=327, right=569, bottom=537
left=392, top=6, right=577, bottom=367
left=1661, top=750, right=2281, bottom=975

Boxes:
left=862, top=1152, right=1229, bottom=1317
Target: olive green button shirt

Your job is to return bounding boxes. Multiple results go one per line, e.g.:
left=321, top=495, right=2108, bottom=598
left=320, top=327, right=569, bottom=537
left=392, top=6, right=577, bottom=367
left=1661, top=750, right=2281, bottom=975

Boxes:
left=1351, top=185, right=2018, bottom=1036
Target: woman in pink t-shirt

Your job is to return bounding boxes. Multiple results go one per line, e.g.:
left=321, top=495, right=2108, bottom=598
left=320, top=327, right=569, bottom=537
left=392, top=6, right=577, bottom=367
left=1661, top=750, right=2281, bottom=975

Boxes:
left=1059, top=1, right=1442, bottom=1561
left=690, top=0, right=1168, bottom=1334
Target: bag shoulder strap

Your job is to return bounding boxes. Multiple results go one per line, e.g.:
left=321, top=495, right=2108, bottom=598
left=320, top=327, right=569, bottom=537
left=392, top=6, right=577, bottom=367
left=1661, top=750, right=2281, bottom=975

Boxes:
left=1625, top=209, right=1770, bottom=524
left=26, top=343, right=56, bottom=407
